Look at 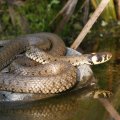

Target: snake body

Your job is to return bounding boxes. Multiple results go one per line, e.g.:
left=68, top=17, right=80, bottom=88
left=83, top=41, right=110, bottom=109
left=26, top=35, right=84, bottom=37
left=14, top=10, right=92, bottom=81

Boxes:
left=0, top=33, right=66, bottom=70
left=0, top=33, right=112, bottom=94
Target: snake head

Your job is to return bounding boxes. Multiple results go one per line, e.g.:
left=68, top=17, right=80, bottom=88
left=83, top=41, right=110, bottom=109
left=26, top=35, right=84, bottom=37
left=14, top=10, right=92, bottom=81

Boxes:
left=88, top=52, right=112, bottom=65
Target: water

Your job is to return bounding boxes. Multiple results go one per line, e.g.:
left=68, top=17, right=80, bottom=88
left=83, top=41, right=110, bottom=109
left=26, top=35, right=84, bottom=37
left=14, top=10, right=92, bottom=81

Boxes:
left=0, top=90, right=108, bottom=120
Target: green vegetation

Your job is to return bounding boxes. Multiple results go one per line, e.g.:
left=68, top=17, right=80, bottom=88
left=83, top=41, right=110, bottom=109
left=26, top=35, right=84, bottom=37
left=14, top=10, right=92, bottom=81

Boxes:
left=0, top=0, right=77, bottom=43
left=0, top=0, right=120, bottom=42
left=0, top=0, right=61, bottom=39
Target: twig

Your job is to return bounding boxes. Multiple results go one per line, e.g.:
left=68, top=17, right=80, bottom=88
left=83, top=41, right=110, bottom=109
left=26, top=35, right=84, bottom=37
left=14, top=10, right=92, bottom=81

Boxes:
left=7, top=0, right=29, bottom=33
left=99, top=98, right=120, bottom=120
left=117, top=0, right=120, bottom=20
left=50, top=0, right=78, bottom=33
left=83, top=0, right=90, bottom=25
left=51, top=0, right=72, bottom=20
left=71, top=0, right=110, bottom=49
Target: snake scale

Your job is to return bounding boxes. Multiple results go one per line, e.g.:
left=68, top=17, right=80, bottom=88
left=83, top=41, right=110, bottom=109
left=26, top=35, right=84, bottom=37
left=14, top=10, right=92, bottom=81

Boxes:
left=0, top=32, right=112, bottom=94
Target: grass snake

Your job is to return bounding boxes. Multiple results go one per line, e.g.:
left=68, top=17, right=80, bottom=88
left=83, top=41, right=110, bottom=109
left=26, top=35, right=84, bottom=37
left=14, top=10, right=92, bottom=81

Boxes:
left=0, top=32, right=112, bottom=94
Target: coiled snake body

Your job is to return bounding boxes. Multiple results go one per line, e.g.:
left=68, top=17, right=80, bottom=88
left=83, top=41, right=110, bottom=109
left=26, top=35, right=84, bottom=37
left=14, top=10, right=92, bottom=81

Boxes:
left=0, top=33, right=112, bottom=94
